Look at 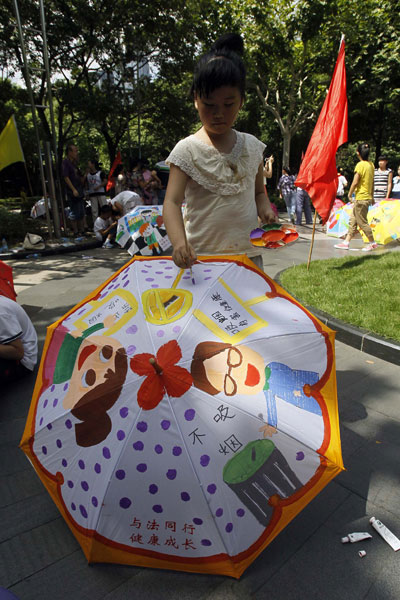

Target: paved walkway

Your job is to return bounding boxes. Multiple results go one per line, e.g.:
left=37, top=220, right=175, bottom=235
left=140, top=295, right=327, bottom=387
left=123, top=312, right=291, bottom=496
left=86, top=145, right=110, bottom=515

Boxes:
left=1, top=226, right=400, bottom=599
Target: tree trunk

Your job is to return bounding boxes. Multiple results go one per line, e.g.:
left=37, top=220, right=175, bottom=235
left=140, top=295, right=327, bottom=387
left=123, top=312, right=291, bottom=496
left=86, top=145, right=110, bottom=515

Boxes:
left=282, top=129, right=291, bottom=168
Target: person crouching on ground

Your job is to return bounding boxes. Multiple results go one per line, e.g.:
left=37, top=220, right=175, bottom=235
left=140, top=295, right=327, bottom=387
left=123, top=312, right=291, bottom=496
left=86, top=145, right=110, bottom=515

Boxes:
left=335, top=143, right=378, bottom=252
left=0, top=296, right=38, bottom=383
left=93, top=204, right=118, bottom=249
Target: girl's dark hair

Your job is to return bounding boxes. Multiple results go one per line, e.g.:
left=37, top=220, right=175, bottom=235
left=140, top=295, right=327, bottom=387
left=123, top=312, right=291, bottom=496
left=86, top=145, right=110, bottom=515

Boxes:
left=282, top=166, right=291, bottom=175
left=357, top=143, right=370, bottom=160
left=191, top=33, right=246, bottom=99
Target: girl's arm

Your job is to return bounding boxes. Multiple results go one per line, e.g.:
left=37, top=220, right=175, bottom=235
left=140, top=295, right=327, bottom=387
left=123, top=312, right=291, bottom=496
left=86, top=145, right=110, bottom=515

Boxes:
left=348, top=172, right=360, bottom=198
left=163, top=164, right=197, bottom=268
left=255, top=163, right=278, bottom=224
left=387, top=171, right=393, bottom=198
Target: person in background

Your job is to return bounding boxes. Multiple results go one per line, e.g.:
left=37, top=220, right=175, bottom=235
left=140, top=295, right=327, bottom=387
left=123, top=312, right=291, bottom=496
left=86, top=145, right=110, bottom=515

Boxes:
left=114, top=173, right=127, bottom=196
left=0, top=296, right=38, bottom=382
left=109, top=190, right=142, bottom=216
left=336, top=167, right=348, bottom=199
left=335, top=143, right=377, bottom=252
left=155, top=159, right=170, bottom=205
left=295, top=187, right=313, bottom=225
left=85, top=159, right=107, bottom=224
left=93, top=204, right=118, bottom=249
left=391, top=165, right=400, bottom=199
left=277, top=166, right=296, bottom=224
left=62, top=143, right=86, bottom=236
left=374, top=155, right=393, bottom=201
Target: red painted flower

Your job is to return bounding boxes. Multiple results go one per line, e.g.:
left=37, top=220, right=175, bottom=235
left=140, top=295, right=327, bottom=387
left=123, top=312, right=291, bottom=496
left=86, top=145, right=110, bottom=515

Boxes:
left=130, top=340, right=192, bottom=410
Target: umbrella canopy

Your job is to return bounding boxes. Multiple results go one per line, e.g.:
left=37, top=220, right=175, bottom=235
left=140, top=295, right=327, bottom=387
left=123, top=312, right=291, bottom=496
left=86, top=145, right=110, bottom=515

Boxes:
left=360, top=200, right=400, bottom=245
left=116, top=205, right=171, bottom=256
left=325, top=200, right=352, bottom=238
left=20, top=255, right=343, bottom=578
left=0, top=260, right=17, bottom=300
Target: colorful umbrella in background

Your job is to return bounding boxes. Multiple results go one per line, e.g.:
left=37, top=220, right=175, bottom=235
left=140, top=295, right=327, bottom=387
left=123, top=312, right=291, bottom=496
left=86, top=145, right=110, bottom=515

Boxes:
left=20, top=255, right=343, bottom=578
left=360, top=200, right=400, bottom=245
left=326, top=201, right=353, bottom=238
left=116, top=206, right=172, bottom=256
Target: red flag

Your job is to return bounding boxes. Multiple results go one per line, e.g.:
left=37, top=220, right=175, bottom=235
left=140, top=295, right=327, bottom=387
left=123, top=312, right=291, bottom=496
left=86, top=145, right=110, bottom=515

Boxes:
left=106, top=151, right=122, bottom=192
left=295, top=38, right=348, bottom=224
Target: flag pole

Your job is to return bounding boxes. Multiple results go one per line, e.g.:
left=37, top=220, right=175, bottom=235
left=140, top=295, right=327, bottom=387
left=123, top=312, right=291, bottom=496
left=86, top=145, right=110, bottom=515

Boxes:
left=307, top=209, right=318, bottom=270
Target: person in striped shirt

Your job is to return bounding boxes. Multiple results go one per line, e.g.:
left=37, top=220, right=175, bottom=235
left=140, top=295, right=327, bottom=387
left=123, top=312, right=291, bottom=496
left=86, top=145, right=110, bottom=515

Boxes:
left=373, top=155, right=393, bottom=201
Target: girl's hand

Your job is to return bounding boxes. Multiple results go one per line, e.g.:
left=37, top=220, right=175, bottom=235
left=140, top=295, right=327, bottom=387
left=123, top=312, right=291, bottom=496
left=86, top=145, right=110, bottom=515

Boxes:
left=259, top=205, right=278, bottom=224
left=172, top=243, right=197, bottom=269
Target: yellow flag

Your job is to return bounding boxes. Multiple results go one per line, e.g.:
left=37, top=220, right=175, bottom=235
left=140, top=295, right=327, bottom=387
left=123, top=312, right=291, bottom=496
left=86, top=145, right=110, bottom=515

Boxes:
left=0, top=115, right=25, bottom=171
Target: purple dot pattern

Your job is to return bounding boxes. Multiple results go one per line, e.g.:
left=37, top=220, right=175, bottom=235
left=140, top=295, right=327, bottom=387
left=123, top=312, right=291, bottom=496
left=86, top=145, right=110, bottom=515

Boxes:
left=155, top=444, right=163, bottom=454
left=200, top=455, right=210, bottom=467
left=103, top=447, right=111, bottom=459
left=184, top=409, right=195, bottom=421
left=137, top=421, right=147, bottom=432
left=207, top=484, right=217, bottom=494
left=161, top=420, right=170, bottom=430
left=117, top=430, right=125, bottom=441
left=120, top=497, right=131, bottom=509
left=133, top=441, right=144, bottom=451
left=137, top=463, right=147, bottom=473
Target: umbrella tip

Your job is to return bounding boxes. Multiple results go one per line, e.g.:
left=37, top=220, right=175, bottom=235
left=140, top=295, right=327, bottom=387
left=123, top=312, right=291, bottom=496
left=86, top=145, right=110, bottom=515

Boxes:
left=149, top=357, right=163, bottom=375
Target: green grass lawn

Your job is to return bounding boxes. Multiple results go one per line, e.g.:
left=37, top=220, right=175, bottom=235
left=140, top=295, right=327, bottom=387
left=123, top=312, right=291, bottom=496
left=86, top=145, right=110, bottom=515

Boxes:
left=279, top=250, right=400, bottom=342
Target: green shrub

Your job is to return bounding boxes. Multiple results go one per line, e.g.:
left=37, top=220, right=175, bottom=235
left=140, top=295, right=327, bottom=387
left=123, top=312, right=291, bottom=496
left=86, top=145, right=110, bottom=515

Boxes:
left=0, top=205, right=44, bottom=244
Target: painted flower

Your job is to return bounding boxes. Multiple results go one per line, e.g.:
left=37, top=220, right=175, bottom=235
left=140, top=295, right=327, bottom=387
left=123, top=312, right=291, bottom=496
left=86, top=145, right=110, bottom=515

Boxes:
left=130, top=340, right=192, bottom=410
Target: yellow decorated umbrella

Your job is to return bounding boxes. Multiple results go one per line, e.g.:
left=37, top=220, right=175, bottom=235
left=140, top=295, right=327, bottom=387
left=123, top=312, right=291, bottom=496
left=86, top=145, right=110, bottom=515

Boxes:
left=361, top=200, right=400, bottom=245
left=20, top=255, right=343, bottom=578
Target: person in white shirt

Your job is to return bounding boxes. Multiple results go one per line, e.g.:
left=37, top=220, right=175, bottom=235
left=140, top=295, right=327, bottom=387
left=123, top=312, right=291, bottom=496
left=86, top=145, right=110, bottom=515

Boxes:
left=336, top=168, right=348, bottom=199
left=110, top=190, right=141, bottom=216
left=93, top=204, right=117, bottom=248
left=0, top=296, right=38, bottom=382
left=84, top=159, right=107, bottom=221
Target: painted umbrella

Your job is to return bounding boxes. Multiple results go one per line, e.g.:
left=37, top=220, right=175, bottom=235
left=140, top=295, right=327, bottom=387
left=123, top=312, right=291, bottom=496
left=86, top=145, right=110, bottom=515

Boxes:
left=20, top=255, right=343, bottom=578
left=116, top=205, right=171, bottom=256
left=326, top=201, right=353, bottom=238
left=360, top=200, right=400, bottom=245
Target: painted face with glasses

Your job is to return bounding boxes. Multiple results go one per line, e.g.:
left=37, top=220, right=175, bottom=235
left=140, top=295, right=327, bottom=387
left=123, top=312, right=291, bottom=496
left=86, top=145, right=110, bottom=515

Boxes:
left=202, top=344, right=266, bottom=396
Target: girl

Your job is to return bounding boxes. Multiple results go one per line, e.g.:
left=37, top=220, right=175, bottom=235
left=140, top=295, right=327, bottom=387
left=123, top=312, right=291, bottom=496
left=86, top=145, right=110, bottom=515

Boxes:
left=163, top=33, right=277, bottom=270
left=335, top=143, right=377, bottom=252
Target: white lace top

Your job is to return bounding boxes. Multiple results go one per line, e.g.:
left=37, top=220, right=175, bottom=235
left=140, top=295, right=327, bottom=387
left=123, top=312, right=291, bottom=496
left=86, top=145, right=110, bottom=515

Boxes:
left=166, top=131, right=265, bottom=257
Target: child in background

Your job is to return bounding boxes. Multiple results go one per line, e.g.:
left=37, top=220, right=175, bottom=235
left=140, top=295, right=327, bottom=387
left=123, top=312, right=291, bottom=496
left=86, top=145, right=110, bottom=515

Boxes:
left=163, top=33, right=277, bottom=271
left=93, top=204, right=117, bottom=249
left=334, top=143, right=377, bottom=252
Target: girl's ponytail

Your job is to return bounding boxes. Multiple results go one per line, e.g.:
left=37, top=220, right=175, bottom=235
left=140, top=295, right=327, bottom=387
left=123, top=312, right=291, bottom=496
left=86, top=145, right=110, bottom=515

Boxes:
left=191, top=33, right=246, bottom=99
